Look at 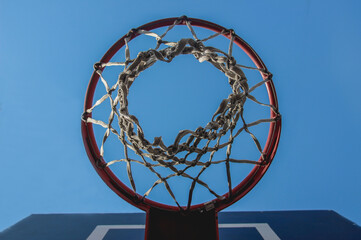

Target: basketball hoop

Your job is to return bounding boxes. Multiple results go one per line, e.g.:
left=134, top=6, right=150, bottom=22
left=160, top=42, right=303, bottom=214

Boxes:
left=82, top=16, right=281, bottom=240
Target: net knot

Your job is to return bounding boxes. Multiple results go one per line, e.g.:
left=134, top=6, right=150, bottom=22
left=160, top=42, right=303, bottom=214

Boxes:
left=227, top=56, right=236, bottom=66
left=191, top=161, right=197, bottom=167
left=225, top=28, right=236, bottom=37
left=179, top=158, right=186, bottom=164
left=81, top=112, right=89, bottom=122
left=195, top=39, right=204, bottom=51
left=178, top=15, right=189, bottom=23
left=170, top=145, right=179, bottom=154
left=209, top=132, right=217, bottom=140
left=94, top=62, right=103, bottom=71
left=126, top=28, right=138, bottom=38
left=189, top=146, right=196, bottom=153
left=195, top=127, right=206, bottom=137
left=265, top=72, right=273, bottom=79
left=201, top=147, right=208, bottom=154
left=95, top=158, right=107, bottom=169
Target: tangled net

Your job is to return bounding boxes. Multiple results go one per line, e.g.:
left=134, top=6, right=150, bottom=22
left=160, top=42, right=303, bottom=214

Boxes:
left=83, top=17, right=280, bottom=209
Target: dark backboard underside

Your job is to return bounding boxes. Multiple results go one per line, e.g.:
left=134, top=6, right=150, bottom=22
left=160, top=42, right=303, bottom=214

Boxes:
left=1, top=210, right=361, bottom=240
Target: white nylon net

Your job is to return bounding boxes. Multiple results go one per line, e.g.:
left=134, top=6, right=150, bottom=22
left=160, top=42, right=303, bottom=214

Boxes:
left=83, top=18, right=280, bottom=209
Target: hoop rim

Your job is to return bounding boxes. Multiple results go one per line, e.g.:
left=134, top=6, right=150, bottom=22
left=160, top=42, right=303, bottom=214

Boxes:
left=81, top=16, right=281, bottom=213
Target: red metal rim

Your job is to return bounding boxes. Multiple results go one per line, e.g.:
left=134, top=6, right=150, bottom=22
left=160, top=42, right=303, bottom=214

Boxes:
left=81, top=17, right=281, bottom=212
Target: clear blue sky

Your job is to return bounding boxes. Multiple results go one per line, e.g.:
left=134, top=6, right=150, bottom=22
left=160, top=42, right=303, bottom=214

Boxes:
left=1, top=0, right=361, bottom=232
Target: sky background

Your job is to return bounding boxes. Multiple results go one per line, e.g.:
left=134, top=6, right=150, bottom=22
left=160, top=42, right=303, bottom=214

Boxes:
left=1, top=0, right=361, bottom=233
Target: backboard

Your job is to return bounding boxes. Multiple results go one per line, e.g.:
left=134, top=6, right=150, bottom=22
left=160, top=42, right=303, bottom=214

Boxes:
left=1, top=210, right=361, bottom=240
